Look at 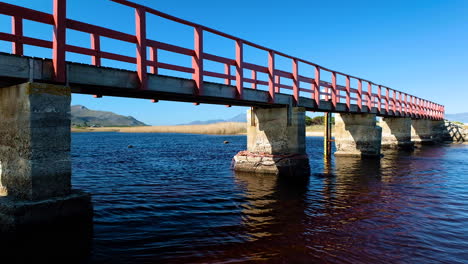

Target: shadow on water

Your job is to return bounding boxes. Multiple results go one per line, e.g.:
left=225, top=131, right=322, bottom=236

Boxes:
left=0, top=217, right=93, bottom=264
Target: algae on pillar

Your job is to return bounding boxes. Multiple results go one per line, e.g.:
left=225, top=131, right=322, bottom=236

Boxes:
left=334, top=113, right=382, bottom=157
left=380, top=117, right=414, bottom=150
left=233, top=107, right=309, bottom=176
left=0, top=82, right=92, bottom=234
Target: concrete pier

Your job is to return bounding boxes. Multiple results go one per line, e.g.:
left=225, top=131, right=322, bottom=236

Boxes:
left=411, top=119, right=434, bottom=144
left=380, top=117, right=414, bottom=150
left=0, top=82, right=92, bottom=234
left=233, top=107, right=309, bottom=176
left=334, top=113, right=382, bottom=157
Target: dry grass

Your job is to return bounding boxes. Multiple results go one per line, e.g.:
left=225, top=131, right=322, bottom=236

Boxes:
left=76, top=122, right=247, bottom=135
left=72, top=123, right=337, bottom=137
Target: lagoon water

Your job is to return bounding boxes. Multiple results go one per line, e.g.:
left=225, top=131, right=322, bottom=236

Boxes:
left=70, top=132, right=468, bottom=263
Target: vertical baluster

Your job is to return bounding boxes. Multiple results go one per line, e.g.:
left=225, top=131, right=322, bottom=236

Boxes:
left=345, top=75, right=351, bottom=110
left=367, top=82, right=372, bottom=112
left=224, top=64, right=231, bottom=85
left=135, top=6, right=148, bottom=89
left=192, top=26, right=203, bottom=95
left=357, top=79, right=362, bottom=111
left=149, top=47, right=158, bottom=74
left=313, top=66, right=320, bottom=107
left=91, top=33, right=101, bottom=67
left=331, top=72, right=337, bottom=108
left=251, top=70, right=257, bottom=89
left=292, top=59, right=299, bottom=105
left=12, top=16, right=23, bottom=55
left=236, top=40, right=244, bottom=99
left=53, top=0, right=66, bottom=83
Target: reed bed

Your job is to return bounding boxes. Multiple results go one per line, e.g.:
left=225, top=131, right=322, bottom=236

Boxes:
left=87, top=122, right=247, bottom=135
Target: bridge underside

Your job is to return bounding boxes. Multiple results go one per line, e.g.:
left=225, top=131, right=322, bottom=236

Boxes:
left=0, top=53, right=427, bottom=118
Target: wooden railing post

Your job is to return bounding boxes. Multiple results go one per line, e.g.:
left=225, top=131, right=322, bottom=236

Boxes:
left=135, top=6, right=147, bottom=90
left=224, top=64, right=231, bottom=85
left=313, top=66, right=320, bottom=107
left=377, top=85, right=382, bottom=113
left=12, top=16, right=23, bottom=55
left=385, top=88, right=390, bottom=113
left=149, top=47, right=158, bottom=74
left=193, top=26, right=203, bottom=95
left=268, top=50, right=275, bottom=102
left=91, top=33, right=101, bottom=66
left=367, top=82, right=372, bottom=111
left=345, top=75, right=351, bottom=110
left=53, top=0, right=66, bottom=83
left=235, top=40, right=244, bottom=99
left=331, top=72, right=337, bottom=108
left=251, top=70, right=257, bottom=89
left=292, top=59, right=299, bottom=105
left=357, top=79, right=362, bottom=111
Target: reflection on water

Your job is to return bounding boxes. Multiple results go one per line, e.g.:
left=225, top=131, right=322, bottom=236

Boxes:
left=6, top=133, right=467, bottom=263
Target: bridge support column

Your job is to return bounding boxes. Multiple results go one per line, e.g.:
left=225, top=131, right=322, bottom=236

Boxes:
left=233, top=107, right=309, bottom=176
left=0, top=83, right=92, bottom=234
left=380, top=117, right=414, bottom=150
left=334, top=113, right=382, bottom=157
left=411, top=119, right=436, bottom=144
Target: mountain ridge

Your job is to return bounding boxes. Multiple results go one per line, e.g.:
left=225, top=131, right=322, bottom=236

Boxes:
left=71, top=105, right=147, bottom=127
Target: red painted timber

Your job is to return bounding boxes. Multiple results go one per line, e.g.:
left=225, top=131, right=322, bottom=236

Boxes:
left=11, top=16, right=23, bottom=55
left=313, top=66, right=320, bottom=106
left=149, top=47, right=158, bottom=74
left=292, top=59, right=299, bottom=105
left=235, top=40, right=244, bottom=99
left=91, top=34, right=101, bottom=67
left=193, top=27, right=204, bottom=96
left=53, top=0, right=66, bottom=83
left=135, top=7, right=147, bottom=90
left=268, top=51, right=275, bottom=102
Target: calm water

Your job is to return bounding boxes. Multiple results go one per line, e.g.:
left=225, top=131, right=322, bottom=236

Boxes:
left=69, top=133, right=468, bottom=263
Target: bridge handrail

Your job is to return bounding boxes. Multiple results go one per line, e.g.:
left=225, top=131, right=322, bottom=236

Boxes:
left=0, top=0, right=444, bottom=120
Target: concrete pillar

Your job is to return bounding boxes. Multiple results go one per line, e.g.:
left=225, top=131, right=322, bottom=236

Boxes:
left=0, top=82, right=92, bottom=234
left=411, top=119, right=435, bottom=144
left=334, top=113, right=382, bottom=157
left=233, top=107, right=309, bottom=176
left=380, top=117, right=414, bottom=150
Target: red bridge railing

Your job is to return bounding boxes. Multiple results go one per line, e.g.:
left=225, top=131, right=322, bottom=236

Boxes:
left=0, top=0, right=444, bottom=120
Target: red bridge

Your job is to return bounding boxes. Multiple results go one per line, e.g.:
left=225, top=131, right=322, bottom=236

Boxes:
left=0, top=0, right=451, bottom=238
left=0, top=0, right=444, bottom=119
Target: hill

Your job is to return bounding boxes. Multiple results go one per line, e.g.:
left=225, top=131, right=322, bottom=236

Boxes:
left=182, top=113, right=247, bottom=125
left=445, top=113, right=468, bottom=123
left=71, top=105, right=147, bottom=127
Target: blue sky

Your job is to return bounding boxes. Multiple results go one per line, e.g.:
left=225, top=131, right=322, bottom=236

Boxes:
left=0, top=0, right=466, bottom=125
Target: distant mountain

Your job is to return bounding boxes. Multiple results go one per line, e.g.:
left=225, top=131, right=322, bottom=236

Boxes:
left=71, top=105, right=147, bottom=127
left=181, top=113, right=247, bottom=125
left=445, top=113, right=468, bottom=123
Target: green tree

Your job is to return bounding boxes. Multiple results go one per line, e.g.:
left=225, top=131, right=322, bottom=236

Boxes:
left=305, top=115, right=335, bottom=126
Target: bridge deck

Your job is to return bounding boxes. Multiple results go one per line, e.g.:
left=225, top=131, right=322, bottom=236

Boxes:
left=0, top=53, right=421, bottom=117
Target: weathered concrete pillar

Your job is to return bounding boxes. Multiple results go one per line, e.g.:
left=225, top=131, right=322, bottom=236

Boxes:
left=334, top=113, right=382, bottom=157
left=0, top=82, right=92, bottom=234
left=233, top=107, right=309, bottom=176
left=380, top=117, right=414, bottom=150
left=411, top=119, right=435, bottom=144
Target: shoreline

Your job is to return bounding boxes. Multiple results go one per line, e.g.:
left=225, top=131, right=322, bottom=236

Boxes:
left=71, top=123, right=328, bottom=137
